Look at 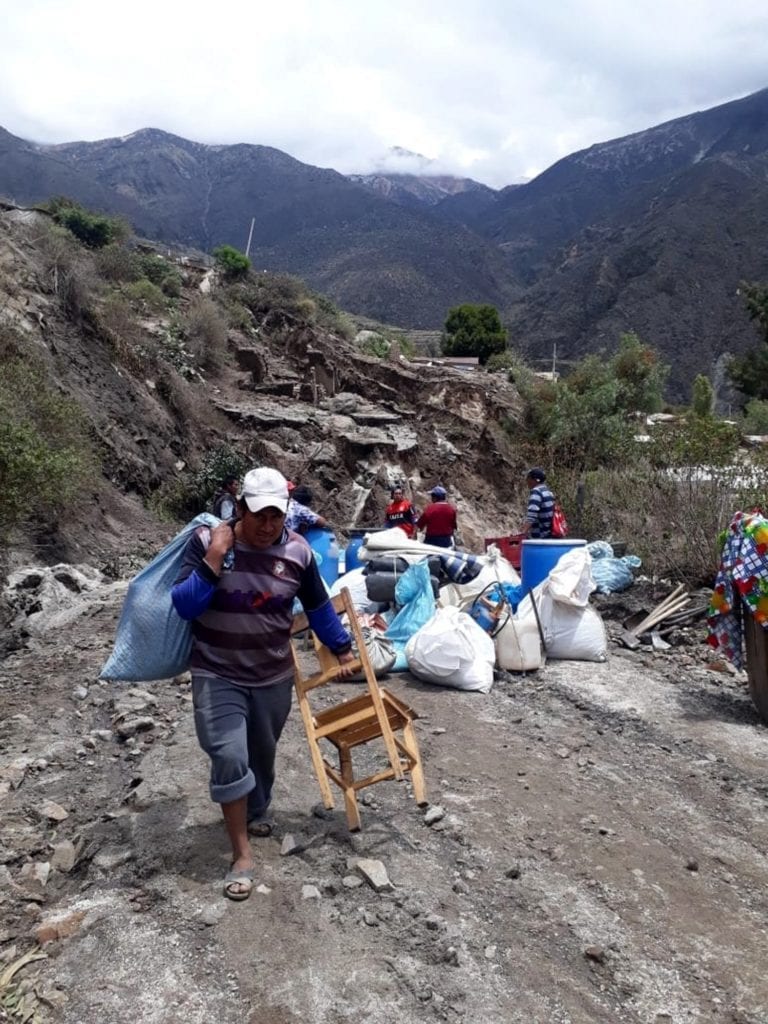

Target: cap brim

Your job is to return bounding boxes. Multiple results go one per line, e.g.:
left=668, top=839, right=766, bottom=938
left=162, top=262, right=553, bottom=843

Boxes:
left=243, top=495, right=289, bottom=514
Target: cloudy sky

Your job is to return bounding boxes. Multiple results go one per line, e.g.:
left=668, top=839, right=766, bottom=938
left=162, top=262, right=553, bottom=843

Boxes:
left=2, top=0, right=767, bottom=188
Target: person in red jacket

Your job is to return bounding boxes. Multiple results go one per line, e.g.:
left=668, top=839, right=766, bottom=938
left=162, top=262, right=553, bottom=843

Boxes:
left=416, top=485, right=457, bottom=548
left=384, top=485, right=417, bottom=538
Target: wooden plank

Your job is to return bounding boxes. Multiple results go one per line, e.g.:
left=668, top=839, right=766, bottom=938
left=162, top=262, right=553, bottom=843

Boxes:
left=745, top=607, right=768, bottom=723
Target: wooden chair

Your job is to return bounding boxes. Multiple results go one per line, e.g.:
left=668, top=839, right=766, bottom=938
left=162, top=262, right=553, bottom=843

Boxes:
left=290, top=587, right=426, bottom=831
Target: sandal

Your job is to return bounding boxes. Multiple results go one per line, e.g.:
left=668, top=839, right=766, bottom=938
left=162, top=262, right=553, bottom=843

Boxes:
left=247, top=819, right=274, bottom=838
left=223, top=865, right=254, bottom=901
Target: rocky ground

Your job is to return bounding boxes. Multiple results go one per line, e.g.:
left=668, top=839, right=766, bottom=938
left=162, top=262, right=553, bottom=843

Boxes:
left=1, top=568, right=767, bottom=1024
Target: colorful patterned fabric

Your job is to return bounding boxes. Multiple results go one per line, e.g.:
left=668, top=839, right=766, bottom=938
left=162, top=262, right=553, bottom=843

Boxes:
left=707, top=511, right=768, bottom=669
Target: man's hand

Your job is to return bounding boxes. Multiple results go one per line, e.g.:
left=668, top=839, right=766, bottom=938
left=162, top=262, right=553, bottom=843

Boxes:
left=336, top=650, right=358, bottom=679
left=204, top=523, right=235, bottom=574
left=209, top=522, right=234, bottom=554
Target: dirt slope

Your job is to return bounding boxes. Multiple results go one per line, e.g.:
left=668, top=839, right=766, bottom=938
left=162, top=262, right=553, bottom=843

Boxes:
left=1, top=579, right=767, bottom=1024
left=0, top=207, right=528, bottom=575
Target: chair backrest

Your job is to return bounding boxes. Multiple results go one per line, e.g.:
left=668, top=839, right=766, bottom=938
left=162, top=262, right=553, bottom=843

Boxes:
left=291, top=588, right=378, bottom=693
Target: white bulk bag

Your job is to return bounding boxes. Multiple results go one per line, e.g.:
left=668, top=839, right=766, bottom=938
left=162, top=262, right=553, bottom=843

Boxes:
left=546, top=548, right=595, bottom=607
left=494, top=611, right=544, bottom=672
left=405, top=606, right=495, bottom=693
left=538, top=588, right=607, bottom=661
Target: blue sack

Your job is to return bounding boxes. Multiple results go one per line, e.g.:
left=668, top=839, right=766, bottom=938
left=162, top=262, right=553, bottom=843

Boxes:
left=384, top=562, right=437, bottom=670
left=99, top=513, right=220, bottom=682
left=590, top=555, right=642, bottom=594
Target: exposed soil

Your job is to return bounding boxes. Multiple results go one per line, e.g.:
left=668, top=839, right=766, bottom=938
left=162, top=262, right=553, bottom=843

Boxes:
left=1, top=574, right=767, bottom=1024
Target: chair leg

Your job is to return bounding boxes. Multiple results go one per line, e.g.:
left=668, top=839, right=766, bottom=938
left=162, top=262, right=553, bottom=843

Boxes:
left=403, top=719, right=427, bottom=806
left=339, top=747, right=361, bottom=832
left=297, top=697, right=335, bottom=809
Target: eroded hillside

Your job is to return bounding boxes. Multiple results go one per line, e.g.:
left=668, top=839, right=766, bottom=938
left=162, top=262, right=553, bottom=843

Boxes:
left=0, top=206, right=527, bottom=574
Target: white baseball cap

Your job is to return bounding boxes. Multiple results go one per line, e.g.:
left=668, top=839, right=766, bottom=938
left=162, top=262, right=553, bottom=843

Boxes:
left=239, top=467, right=290, bottom=514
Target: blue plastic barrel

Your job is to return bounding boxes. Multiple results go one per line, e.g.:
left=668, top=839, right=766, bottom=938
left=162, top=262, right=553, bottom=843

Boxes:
left=521, top=538, right=587, bottom=591
left=344, top=527, right=387, bottom=573
left=303, top=527, right=339, bottom=587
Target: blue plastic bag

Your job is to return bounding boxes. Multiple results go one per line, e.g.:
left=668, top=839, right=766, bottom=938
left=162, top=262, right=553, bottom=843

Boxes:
left=384, top=562, right=437, bottom=670
left=590, top=555, right=642, bottom=594
left=100, top=513, right=220, bottom=682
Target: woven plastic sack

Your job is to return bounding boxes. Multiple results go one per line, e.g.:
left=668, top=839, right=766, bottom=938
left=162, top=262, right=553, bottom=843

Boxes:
left=100, top=513, right=220, bottom=682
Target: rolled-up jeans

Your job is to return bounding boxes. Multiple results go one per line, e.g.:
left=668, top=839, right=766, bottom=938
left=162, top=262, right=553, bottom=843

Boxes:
left=192, top=673, right=292, bottom=820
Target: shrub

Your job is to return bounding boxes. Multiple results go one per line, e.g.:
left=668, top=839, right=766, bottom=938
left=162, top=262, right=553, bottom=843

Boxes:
left=149, top=443, right=247, bottom=519
left=183, top=295, right=229, bottom=370
left=213, top=245, right=251, bottom=279
left=97, top=292, right=157, bottom=373
left=742, top=399, right=768, bottom=435
left=222, top=299, right=254, bottom=331
left=314, top=293, right=356, bottom=340
left=0, top=357, right=95, bottom=542
left=233, top=273, right=317, bottom=321
left=48, top=197, right=128, bottom=249
left=124, top=278, right=167, bottom=313
left=35, top=220, right=100, bottom=322
left=95, top=244, right=142, bottom=283
left=691, top=374, right=714, bottom=418
left=131, top=252, right=183, bottom=297
left=357, top=332, right=390, bottom=358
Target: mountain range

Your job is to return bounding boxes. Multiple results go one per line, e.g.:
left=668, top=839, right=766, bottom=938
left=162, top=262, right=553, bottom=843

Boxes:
left=2, top=88, right=768, bottom=401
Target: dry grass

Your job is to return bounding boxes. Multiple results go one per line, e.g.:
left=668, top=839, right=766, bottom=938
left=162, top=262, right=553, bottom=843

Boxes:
left=183, top=295, right=228, bottom=370
left=556, top=458, right=767, bottom=584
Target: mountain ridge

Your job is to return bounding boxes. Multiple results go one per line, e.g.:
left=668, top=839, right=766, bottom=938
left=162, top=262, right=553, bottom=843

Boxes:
left=2, top=88, right=768, bottom=400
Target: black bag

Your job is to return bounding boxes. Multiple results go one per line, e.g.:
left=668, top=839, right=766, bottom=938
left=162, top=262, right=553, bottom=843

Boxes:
left=365, top=572, right=439, bottom=604
left=362, top=556, right=410, bottom=576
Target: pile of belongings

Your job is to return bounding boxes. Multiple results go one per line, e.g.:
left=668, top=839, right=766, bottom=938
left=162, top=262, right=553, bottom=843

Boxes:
left=331, top=527, right=608, bottom=694
left=707, top=510, right=768, bottom=669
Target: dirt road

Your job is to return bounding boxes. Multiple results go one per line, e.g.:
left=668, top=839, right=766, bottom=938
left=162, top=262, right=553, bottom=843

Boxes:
left=1, top=582, right=767, bottom=1024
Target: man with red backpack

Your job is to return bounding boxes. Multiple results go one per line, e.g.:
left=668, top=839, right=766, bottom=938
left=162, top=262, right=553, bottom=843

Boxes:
left=522, top=468, right=556, bottom=538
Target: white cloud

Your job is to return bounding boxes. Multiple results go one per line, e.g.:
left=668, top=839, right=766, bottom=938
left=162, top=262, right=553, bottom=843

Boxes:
left=1, top=0, right=766, bottom=188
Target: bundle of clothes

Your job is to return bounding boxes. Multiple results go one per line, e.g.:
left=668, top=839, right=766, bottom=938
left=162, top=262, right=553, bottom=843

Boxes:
left=707, top=510, right=768, bottom=669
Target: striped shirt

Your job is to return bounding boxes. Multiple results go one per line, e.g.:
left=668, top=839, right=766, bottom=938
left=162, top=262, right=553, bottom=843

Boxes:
left=171, top=527, right=350, bottom=686
left=526, top=484, right=555, bottom=538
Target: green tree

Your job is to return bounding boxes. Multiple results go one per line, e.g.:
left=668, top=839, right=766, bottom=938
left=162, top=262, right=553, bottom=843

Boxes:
left=742, top=398, right=768, bottom=434
left=727, top=282, right=768, bottom=401
left=213, top=245, right=251, bottom=280
left=611, top=332, right=667, bottom=414
left=48, top=197, right=127, bottom=248
left=691, top=374, right=714, bottom=418
left=518, top=335, right=670, bottom=472
left=441, top=304, right=507, bottom=364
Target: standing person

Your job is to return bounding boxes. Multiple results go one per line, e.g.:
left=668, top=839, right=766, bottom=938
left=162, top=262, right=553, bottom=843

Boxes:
left=416, top=485, right=457, bottom=548
left=522, top=468, right=555, bottom=538
left=210, top=474, right=240, bottom=521
left=171, top=467, right=355, bottom=901
left=285, top=484, right=331, bottom=534
left=384, top=485, right=417, bottom=538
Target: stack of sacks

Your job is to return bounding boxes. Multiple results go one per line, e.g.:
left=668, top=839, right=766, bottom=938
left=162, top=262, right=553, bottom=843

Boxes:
left=526, top=547, right=607, bottom=661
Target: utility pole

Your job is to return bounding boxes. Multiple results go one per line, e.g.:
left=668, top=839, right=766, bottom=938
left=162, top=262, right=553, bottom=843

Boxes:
left=244, top=217, right=255, bottom=259
left=552, top=342, right=557, bottom=379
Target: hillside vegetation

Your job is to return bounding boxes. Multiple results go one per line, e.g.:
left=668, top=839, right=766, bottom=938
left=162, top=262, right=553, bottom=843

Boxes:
left=0, top=205, right=765, bottom=589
